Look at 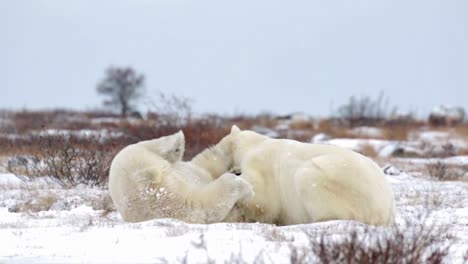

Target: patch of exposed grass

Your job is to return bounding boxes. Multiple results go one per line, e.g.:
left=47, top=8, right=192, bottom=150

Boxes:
left=426, top=160, right=468, bottom=181
left=357, top=143, right=378, bottom=158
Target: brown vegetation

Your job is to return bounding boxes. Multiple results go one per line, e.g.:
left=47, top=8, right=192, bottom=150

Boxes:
left=7, top=133, right=115, bottom=187
left=2, top=110, right=237, bottom=186
left=357, top=143, right=378, bottom=158
left=1, top=106, right=467, bottom=187
left=380, top=124, right=415, bottom=141
left=304, top=220, right=452, bottom=264
left=426, top=160, right=468, bottom=181
left=335, top=91, right=398, bottom=127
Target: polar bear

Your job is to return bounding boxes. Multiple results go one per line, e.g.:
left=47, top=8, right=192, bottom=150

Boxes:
left=108, top=131, right=254, bottom=223
left=224, top=126, right=395, bottom=226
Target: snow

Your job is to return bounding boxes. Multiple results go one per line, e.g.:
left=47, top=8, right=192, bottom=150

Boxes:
left=0, top=165, right=467, bottom=263
left=38, top=129, right=125, bottom=141
left=429, top=105, right=465, bottom=122
left=311, top=133, right=330, bottom=143
left=316, top=128, right=468, bottom=159
left=324, top=138, right=392, bottom=155
left=0, top=128, right=126, bottom=144
left=413, top=129, right=468, bottom=149
left=348, top=126, right=384, bottom=138
left=0, top=173, right=23, bottom=185
left=445, top=155, right=468, bottom=164
left=251, top=125, right=280, bottom=138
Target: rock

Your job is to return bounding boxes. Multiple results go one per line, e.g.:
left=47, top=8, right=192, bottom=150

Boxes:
left=382, top=165, right=403, bottom=176
left=379, top=143, right=403, bottom=157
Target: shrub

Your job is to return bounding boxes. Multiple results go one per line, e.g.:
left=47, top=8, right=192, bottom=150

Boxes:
left=164, top=215, right=454, bottom=264
left=116, top=120, right=180, bottom=145
left=146, top=91, right=194, bottom=126
left=429, top=142, right=456, bottom=158
left=182, top=119, right=232, bottom=160
left=315, top=118, right=352, bottom=138
left=336, top=91, right=397, bottom=127
left=426, top=160, right=467, bottom=181
left=9, top=110, right=116, bottom=133
left=7, top=133, right=115, bottom=187
left=300, top=215, right=452, bottom=264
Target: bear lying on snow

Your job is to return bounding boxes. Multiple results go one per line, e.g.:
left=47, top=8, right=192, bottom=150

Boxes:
left=109, top=126, right=395, bottom=226
left=108, top=131, right=254, bottom=223
left=225, top=126, right=395, bottom=226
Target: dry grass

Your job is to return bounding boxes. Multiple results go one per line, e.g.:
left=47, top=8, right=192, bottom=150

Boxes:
left=313, top=119, right=414, bottom=140
left=380, top=124, right=414, bottom=141
left=9, top=110, right=106, bottom=134
left=316, top=119, right=353, bottom=138
left=357, top=143, right=378, bottom=158
left=287, top=120, right=315, bottom=130
left=94, top=194, right=116, bottom=216
left=228, top=113, right=279, bottom=131
left=455, top=124, right=468, bottom=135
left=426, top=160, right=468, bottom=181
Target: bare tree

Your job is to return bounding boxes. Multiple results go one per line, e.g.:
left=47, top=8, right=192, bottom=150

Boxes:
left=96, top=66, right=145, bottom=117
left=146, top=91, right=194, bottom=126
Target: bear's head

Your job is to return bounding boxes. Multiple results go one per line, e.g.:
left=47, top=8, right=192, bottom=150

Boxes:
left=229, top=125, right=268, bottom=156
left=138, top=130, right=185, bottom=163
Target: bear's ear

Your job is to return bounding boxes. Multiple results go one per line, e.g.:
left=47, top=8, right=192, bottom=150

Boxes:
left=175, top=131, right=185, bottom=150
left=231, top=125, right=241, bottom=134
left=170, top=131, right=185, bottom=162
left=174, top=130, right=185, bottom=143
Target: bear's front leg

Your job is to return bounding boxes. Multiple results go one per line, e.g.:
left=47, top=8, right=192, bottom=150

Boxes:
left=190, top=172, right=254, bottom=224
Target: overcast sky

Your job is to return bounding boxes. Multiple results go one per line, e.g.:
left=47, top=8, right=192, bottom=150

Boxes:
left=1, top=0, right=467, bottom=117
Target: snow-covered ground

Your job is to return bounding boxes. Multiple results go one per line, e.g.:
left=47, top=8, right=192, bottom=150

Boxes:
left=0, top=167, right=467, bottom=263
left=0, top=125, right=467, bottom=263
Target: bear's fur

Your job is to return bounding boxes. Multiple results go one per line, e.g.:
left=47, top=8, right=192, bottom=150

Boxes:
left=224, top=126, right=395, bottom=226
left=108, top=131, right=254, bottom=223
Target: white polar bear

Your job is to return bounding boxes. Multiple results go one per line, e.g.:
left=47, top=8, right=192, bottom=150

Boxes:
left=224, top=126, right=395, bottom=226
left=108, top=131, right=254, bottom=223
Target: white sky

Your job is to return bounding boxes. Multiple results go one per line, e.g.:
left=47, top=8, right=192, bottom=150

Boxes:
left=1, top=0, right=467, bottom=116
